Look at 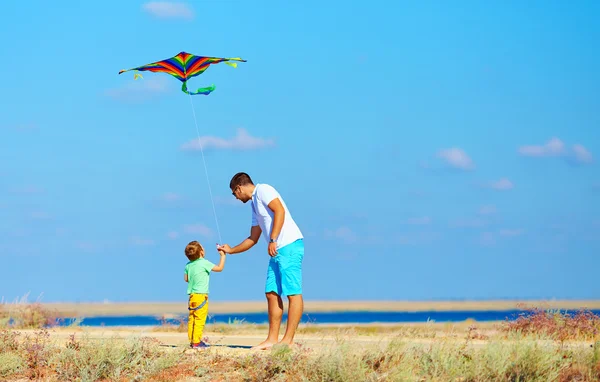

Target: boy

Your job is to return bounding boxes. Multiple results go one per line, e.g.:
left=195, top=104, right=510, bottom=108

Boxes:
left=184, top=240, right=226, bottom=349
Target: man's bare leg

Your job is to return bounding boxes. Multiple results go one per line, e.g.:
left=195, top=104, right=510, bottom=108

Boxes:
left=278, top=294, right=303, bottom=346
left=252, top=292, right=283, bottom=350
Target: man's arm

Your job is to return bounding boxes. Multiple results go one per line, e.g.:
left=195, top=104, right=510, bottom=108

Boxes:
left=266, top=198, right=285, bottom=256
left=219, top=225, right=262, bottom=254
left=267, top=198, right=285, bottom=242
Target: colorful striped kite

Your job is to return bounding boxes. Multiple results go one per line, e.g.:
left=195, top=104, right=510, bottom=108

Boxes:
left=119, top=51, right=246, bottom=95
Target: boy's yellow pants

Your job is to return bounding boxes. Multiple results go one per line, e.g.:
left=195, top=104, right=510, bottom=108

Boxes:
left=188, top=293, right=209, bottom=344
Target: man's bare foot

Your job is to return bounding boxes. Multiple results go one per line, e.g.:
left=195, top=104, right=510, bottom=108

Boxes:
left=251, top=340, right=276, bottom=350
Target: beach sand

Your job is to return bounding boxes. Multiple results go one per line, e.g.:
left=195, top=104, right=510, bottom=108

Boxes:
left=16, top=320, right=593, bottom=356
left=37, top=299, right=600, bottom=317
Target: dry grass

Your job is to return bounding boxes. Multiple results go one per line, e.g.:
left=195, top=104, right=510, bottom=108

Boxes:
left=0, top=328, right=180, bottom=381
left=3, top=327, right=599, bottom=382
left=2, top=300, right=600, bottom=381
left=0, top=294, right=65, bottom=329
left=500, top=303, right=600, bottom=342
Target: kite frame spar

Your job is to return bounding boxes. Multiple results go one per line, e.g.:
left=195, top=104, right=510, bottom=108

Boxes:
left=119, top=51, right=247, bottom=244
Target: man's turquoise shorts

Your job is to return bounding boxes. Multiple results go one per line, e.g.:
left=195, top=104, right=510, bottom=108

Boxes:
left=265, top=239, right=304, bottom=296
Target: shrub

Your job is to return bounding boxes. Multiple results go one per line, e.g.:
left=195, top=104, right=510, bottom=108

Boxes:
left=501, top=304, right=600, bottom=341
left=0, top=294, right=62, bottom=329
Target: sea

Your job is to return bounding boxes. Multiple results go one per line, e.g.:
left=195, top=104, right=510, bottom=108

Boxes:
left=57, top=309, right=600, bottom=327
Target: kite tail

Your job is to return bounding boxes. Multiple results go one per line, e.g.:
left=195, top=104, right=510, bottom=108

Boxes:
left=182, top=81, right=216, bottom=96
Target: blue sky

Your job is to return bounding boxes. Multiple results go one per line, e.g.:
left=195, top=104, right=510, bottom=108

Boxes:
left=1, top=1, right=599, bottom=304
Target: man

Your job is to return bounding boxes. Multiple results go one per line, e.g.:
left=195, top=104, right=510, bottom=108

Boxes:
left=217, top=172, right=304, bottom=350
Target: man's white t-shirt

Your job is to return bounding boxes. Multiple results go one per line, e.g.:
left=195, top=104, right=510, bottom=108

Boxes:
left=251, top=183, right=303, bottom=249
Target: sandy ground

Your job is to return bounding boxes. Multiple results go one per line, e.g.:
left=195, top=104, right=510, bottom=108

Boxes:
left=29, top=326, right=397, bottom=354
left=35, top=299, right=600, bottom=317
left=16, top=323, right=594, bottom=357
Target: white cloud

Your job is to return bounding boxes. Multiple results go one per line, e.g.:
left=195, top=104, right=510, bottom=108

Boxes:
left=518, top=137, right=593, bottom=165
left=142, top=2, right=194, bottom=20
left=181, top=128, right=275, bottom=151
left=478, top=205, right=497, bottom=215
left=488, top=178, right=514, bottom=191
left=167, top=231, right=179, bottom=240
left=437, top=148, right=475, bottom=170
left=105, top=76, right=171, bottom=102
left=518, top=137, right=565, bottom=157
left=130, top=236, right=155, bottom=246
left=183, top=224, right=213, bottom=238
left=572, top=144, right=593, bottom=164
left=403, top=216, right=431, bottom=225
left=324, top=226, right=357, bottom=244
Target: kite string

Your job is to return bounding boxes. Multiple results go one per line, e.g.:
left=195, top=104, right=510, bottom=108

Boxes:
left=187, top=92, right=223, bottom=245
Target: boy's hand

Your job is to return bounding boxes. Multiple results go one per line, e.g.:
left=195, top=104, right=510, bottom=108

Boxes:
left=218, top=250, right=226, bottom=256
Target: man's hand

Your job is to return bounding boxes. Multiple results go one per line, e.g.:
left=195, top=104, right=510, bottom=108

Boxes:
left=217, top=226, right=262, bottom=256
left=217, top=244, right=232, bottom=254
left=268, top=242, right=278, bottom=257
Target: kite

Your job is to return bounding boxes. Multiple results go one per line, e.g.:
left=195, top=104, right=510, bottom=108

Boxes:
left=119, top=51, right=246, bottom=95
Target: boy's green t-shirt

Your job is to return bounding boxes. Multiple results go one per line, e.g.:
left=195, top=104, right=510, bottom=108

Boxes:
left=185, top=258, right=216, bottom=294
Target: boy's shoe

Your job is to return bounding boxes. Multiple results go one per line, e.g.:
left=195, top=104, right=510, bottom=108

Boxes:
left=191, top=341, right=209, bottom=349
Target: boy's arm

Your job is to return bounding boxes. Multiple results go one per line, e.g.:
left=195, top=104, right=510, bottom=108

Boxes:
left=184, top=274, right=188, bottom=282
left=212, top=251, right=227, bottom=272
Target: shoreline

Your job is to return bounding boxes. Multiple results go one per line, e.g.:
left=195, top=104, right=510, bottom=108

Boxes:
left=17, top=299, right=600, bottom=317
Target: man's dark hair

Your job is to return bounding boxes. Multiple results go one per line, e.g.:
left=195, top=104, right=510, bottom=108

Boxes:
left=230, top=172, right=254, bottom=190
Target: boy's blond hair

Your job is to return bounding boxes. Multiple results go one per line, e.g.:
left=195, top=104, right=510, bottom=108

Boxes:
left=185, top=241, right=205, bottom=261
